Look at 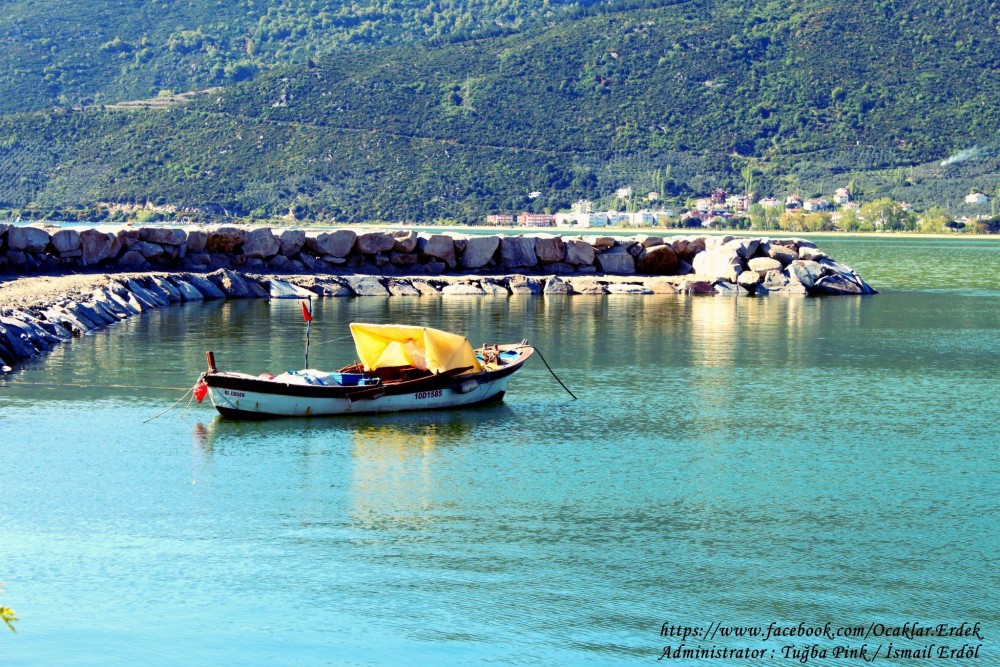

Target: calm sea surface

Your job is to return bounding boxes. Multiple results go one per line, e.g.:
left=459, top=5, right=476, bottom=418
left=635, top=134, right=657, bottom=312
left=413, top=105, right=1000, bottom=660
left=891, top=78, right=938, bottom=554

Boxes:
left=1, top=237, right=998, bottom=665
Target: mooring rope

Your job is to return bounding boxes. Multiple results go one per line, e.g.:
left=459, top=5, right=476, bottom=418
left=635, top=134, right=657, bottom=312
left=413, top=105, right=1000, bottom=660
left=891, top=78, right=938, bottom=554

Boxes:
left=142, top=386, right=194, bottom=424
left=176, top=387, right=198, bottom=421
left=6, top=382, right=193, bottom=391
left=312, top=334, right=354, bottom=346
left=532, top=347, right=578, bottom=400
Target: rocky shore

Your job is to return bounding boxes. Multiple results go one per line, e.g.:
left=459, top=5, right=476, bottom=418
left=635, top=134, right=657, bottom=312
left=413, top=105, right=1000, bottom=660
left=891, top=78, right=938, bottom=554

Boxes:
left=0, top=224, right=875, bottom=370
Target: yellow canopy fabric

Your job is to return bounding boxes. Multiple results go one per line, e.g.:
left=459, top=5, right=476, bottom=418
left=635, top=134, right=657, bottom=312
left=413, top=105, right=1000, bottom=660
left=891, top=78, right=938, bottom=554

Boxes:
left=349, top=323, right=483, bottom=374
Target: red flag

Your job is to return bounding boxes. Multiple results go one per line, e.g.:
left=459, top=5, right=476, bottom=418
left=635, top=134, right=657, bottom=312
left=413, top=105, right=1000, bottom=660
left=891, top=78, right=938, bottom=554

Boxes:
left=301, top=301, right=313, bottom=322
left=193, top=380, right=208, bottom=403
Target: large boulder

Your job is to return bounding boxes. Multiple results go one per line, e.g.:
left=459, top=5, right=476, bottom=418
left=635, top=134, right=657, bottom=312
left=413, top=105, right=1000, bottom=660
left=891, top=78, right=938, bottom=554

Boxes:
left=799, top=246, right=829, bottom=261
left=786, top=259, right=825, bottom=288
left=150, top=276, right=183, bottom=302
left=565, top=239, right=596, bottom=266
left=606, top=283, right=653, bottom=294
left=648, top=278, right=683, bottom=294
left=636, top=244, right=679, bottom=275
left=566, top=278, right=606, bottom=295
left=672, top=237, right=705, bottom=263
left=139, top=227, right=187, bottom=246
left=117, top=229, right=140, bottom=248
left=80, top=229, right=117, bottom=265
left=169, top=278, right=205, bottom=301
left=813, top=273, right=863, bottom=295
left=212, top=270, right=265, bottom=298
left=692, top=248, right=742, bottom=282
left=408, top=279, right=442, bottom=296
left=765, top=242, right=799, bottom=266
left=386, top=279, right=422, bottom=296
left=481, top=279, right=509, bottom=296
left=737, top=270, right=762, bottom=289
left=357, top=232, right=396, bottom=254
left=461, top=235, right=500, bottom=269
left=133, top=241, right=165, bottom=259
left=268, top=279, right=316, bottom=299
left=759, top=269, right=808, bottom=295
left=7, top=226, right=50, bottom=253
left=392, top=230, right=418, bottom=253
left=279, top=230, right=306, bottom=257
left=595, top=247, right=635, bottom=274
left=508, top=276, right=544, bottom=294
left=186, top=230, right=208, bottom=253
left=704, top=235, right=734, bottom=251
left=243, top=228, right=281, bottom=259
left=420, top=235, right=457, bottom=268
left=635, top=235, right=664, bottom=248
left=500, top=237, right=537, bottom=268
left=117, top=250, right=148, bottom=268
left=205, top=226, right=245, bottom=253
left=442, top=282, right=486, bottom=296
left=543, top=276, right=572, bottom=294
left=185, top=274, right=227, bottom=299
left=534, top=236, right=565, bottom=263
left=747, top=256, right=783, bottom=277
left=390, top=252, right=419, bottom=267
left=723, top=237, right=760, bottom=259
left=51, top=229, right=81, bottom=253
left=344, top=275, right=389, bottom=296
left=309, top=230, right=356, bottom=257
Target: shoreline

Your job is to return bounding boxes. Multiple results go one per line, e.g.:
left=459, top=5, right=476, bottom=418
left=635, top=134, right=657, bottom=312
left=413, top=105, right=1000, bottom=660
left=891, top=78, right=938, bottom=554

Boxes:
left=6, top=219, right=1000, bottom=241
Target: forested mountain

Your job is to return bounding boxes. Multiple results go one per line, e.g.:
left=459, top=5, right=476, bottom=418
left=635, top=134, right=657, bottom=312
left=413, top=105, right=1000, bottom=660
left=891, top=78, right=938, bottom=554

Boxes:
left=1, top=0, right=998, bottom=222
left=0, top=0, right=609, bottom=114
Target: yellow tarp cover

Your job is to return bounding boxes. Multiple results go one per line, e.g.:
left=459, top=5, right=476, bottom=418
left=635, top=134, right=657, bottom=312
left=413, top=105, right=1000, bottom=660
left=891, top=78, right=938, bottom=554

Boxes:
left=349, top=323, right=483, bottom=374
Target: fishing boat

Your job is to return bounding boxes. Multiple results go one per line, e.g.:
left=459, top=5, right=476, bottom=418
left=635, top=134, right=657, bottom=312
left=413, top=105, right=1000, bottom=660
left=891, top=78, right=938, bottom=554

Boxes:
left=195, top=323, right=534, bottom=420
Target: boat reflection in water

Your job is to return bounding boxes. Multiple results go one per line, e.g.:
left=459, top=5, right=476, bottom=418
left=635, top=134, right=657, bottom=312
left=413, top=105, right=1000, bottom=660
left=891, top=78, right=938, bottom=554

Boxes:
left=191, top=400, right=513, bottom=460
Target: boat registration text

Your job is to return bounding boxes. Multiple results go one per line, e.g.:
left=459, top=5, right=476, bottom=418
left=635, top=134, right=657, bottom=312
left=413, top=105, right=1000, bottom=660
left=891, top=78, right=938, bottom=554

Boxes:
left=414, top=390, right=443, bottom=400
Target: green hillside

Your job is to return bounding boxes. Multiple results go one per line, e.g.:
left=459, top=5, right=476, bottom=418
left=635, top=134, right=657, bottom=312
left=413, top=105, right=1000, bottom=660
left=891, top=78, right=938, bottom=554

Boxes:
left=0, top=0, right=604, bottom=114
left=1, top=0, right=998, bottom=222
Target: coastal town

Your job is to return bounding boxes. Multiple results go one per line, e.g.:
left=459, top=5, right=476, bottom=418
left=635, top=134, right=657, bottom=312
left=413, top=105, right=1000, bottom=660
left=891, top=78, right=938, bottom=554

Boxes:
left=486, top=187, right=998, bottom=233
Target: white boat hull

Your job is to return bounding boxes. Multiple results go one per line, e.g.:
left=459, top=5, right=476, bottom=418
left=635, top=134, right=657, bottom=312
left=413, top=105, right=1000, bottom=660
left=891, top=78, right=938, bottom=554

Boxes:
left=206, top=375, right=513, bottom=418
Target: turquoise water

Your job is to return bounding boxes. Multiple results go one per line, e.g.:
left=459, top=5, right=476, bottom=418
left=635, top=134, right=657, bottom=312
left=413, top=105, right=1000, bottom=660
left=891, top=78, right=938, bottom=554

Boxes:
left=1, top=237, right=999, bottom=665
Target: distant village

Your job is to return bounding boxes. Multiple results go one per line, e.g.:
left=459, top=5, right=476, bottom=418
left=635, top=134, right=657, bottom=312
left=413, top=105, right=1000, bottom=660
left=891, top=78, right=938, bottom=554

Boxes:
left=484, top=187, right=995, bottom=230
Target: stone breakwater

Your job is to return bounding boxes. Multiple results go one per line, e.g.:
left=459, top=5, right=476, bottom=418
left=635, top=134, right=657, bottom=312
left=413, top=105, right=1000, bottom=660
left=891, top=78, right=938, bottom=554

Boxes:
left=0, top=223, right=874, bottom=296
left=0, top=226, right=876, bottom=369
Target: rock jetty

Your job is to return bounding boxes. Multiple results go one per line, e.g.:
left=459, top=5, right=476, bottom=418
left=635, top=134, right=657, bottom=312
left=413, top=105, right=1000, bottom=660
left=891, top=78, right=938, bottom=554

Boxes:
left=0, top=224, right=875, bottom=369
left=1, top=223, right=874, bottom=294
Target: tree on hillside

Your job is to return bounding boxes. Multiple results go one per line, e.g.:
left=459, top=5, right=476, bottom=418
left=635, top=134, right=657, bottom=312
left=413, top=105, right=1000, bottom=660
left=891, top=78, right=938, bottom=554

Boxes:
left=748, top=202, right=779, bottom=230
left=741, top=160, right=756, bottom=201
left=859, top=198, right=914, bottom=231
left=918, top=206, right=952, bottom=233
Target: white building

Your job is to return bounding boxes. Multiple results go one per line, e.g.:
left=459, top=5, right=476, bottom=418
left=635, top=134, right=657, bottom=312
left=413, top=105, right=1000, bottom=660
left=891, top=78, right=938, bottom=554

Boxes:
left=965, top=192, right=989, bottom=205
left=554, top=213, right=578, bottom=227
left=577, top=213, right=609, bottom=228
left=624, top=210, right=657, bottom=227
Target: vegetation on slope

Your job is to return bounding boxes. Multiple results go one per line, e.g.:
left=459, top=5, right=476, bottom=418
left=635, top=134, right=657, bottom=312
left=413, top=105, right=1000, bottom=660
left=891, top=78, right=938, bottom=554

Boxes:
left=0, top=0, right=997, bottom=222
left=0, top=0, right=629, bottom=114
